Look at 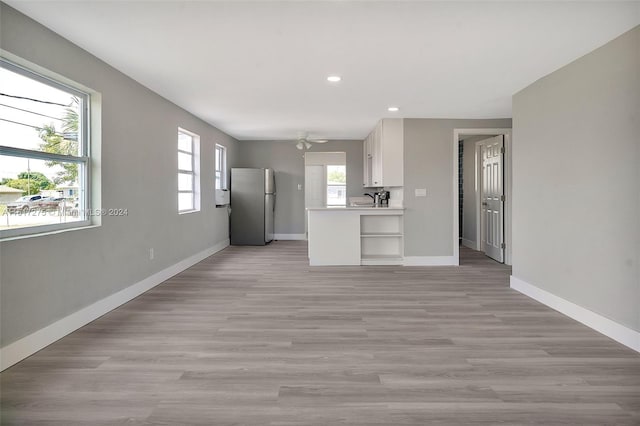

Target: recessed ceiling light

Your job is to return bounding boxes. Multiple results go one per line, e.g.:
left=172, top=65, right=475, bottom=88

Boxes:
left=327, top=75, right=341, bottom=82
left=388, top=106, right=400, bottom=112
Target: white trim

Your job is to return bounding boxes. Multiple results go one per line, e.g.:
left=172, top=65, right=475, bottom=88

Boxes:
left=403, top=256, right=457, bottom=266
left=214, top=144, right=228, bottom=190
left=273, top=233, right=307, bottom=240
left=453, top=128, right=512, bottom=265
left=504, top=132, right=512, bottom=265
left=460, top=238, right=476, bottom=250
left=361, top=257, right=403, bottom=266
left=510, top=275, right=640, bottom=353
left=452, top=133, right=460, bottom=265
left=475, top=140, right=483, bottom=253
left=0, top=239, right=230, bottom=371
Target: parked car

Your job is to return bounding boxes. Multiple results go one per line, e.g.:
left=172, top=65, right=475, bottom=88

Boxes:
left=6, top=195, right=43, bottom=213
left=36, top=197, right=65, bottom=211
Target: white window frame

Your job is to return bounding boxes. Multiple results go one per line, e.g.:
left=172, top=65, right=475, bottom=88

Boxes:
left=177, top=127, right=200, bottom=214
left=215, top=144, right=227, bottom=190
left=0, top=58, right=92, bottom=240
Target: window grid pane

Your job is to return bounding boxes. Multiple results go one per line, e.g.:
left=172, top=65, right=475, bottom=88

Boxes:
left=178, top=172, right=193, bottom=191
left=327, top=184, right=346, bottom=206
left=0, top=63, right=84, bottom=157
left=178, top=133, right=192, bottom=152
left=178, top=152, right=193, bottom=172
left=178, top=192, right=194, bottom=212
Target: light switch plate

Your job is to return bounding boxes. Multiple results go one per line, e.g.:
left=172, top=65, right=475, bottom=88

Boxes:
left=298, top=184, right=302, bottom=191
left=415, top=188, right=427, bottom=197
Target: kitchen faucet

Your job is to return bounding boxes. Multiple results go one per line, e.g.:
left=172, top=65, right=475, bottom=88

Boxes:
left=364, top=192, right=380, bottom=205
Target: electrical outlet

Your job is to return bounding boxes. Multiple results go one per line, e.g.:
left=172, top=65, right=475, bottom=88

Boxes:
left=149, top=248, right=154, bottom=260
left=298, top=183, right=302, bottom=191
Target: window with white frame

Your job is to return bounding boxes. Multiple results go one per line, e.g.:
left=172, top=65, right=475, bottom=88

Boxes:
left=177, top=128, right=200, bottom=213
left=0, top=58, right=91, bottom=239
left=326, top=165, right=346, bottom=206
left=215, top=144, right=227, bottom=190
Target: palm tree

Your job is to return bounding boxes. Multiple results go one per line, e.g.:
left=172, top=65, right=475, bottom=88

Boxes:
left=38, top=96, right=79, bottom=185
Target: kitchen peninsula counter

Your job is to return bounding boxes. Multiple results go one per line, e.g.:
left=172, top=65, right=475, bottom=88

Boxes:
left=306, top=206, right=405, bottom=211
left=307, top=206, right=405, bottom=266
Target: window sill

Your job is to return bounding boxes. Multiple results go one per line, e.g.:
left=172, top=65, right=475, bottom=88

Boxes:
left=0, top=222, right=100, bottom=242
left=179, top=209, right=200, bottom=215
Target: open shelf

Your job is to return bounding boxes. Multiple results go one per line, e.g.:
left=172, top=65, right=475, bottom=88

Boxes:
left=360, top=215, right=402, bottom=235
left=359, top=213, right=404, bottom=265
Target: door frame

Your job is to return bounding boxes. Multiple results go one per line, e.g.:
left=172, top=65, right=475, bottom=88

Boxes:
left=304, top=152, right=347, bottom=234
left=453, top=128, right=512, bottom=265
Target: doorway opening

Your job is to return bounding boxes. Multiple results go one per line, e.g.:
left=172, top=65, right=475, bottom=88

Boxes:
left=453, top=129, right=512, bottom=265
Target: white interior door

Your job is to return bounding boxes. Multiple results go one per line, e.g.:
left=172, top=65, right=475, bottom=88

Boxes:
left=481, top=135, right=504, bottom=263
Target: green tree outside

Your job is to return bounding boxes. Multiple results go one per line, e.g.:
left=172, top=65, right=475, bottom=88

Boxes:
left=327, top=168, right=346, bottom=184
left=1, top=171, right=54, bottom=195
left=37, top=96, right=79, bottom=185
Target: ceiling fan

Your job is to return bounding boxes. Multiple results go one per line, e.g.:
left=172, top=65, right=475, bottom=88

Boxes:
left=296, top=135, right=328, bottom=150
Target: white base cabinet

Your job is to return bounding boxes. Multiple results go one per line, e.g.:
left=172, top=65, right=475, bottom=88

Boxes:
left=307, top=210, right=361, bottom=266
left=307, top=208, right=404, bottom=266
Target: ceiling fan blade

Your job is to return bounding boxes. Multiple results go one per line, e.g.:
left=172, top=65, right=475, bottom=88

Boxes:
left=310, top=139, right=328, bottom=144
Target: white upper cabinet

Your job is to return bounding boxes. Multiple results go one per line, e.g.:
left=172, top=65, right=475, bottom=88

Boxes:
left=363, top=132, right=374, bottom=187
left=363, top=118, right=403, bottom=187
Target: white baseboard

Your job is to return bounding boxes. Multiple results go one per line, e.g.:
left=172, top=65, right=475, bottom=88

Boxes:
left=403, top=256, right=458, bottom=266
left=510, top=275, right=640, bottom=353
left=461, top=238, right=477, bottom=250
left=0, top=239, right=230, bottom=371
left=273, top=233, right=307, bottom=241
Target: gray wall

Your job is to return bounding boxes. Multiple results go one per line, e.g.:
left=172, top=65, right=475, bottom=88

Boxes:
left=512, top=26, right=639, bottom=331
left=403, top=119, right=511, bottom=257
left=0, top=5, right=238, bottom=346
left=236, top=140, right=363, bottom=235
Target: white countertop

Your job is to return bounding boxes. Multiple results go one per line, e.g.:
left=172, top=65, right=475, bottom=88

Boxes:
left=307, top=206, right=405, bottom=211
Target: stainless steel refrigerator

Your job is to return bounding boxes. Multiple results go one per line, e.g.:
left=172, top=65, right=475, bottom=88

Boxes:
left=230, top=168, right=275, bottom=245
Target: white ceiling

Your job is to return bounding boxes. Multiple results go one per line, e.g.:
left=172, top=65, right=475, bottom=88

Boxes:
left=6, top=1, right=639, bottom=140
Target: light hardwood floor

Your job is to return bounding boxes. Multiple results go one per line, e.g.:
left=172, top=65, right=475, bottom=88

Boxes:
left=1, top=242, right=639, bottom=425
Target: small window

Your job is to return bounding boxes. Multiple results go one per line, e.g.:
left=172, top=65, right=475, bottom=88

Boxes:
left=326, top=165, right=346, bottom=206
left=215, top=144, right=227, bottom=190
left=177, top=128, right=200, bottom=213
left=0, top=58, right=91, bottom=239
